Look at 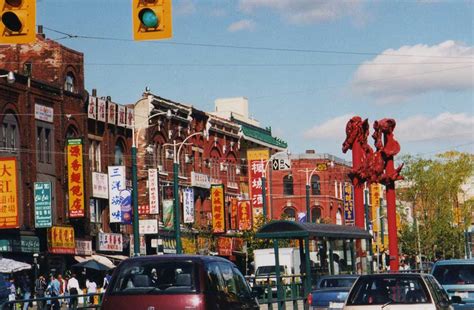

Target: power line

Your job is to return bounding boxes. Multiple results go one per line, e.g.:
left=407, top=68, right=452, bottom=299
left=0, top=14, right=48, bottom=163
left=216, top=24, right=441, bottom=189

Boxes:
left=42, top=26, right=474, bottom=60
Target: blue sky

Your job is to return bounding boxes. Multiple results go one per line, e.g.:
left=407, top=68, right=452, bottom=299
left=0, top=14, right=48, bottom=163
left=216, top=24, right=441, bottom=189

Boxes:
left=37, top=0, right=473, bottom=159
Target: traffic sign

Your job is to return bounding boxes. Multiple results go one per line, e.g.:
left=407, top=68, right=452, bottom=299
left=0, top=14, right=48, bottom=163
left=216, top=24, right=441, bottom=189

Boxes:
left=272, top=158, right=291, bottom=171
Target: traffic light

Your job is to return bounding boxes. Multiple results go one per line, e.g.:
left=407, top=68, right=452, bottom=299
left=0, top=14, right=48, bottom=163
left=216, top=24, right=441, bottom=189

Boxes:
left=1, top=0, right=36, bottom=44
left=132, top=0, right=172, bottom=41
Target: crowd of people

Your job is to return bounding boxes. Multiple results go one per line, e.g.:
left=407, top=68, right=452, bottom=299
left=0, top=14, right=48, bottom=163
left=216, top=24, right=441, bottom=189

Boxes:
left=1, top=271, right=111, bottom=309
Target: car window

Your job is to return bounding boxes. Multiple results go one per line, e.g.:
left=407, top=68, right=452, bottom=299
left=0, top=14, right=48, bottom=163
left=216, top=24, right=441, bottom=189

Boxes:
left=347, top=276, right=432, bottom=305
left=109, top=260, right=196, bottom=294
left=255, top=266, right=285, bottom=275
left=432, top=264, right=474, bottom=285
left=425, top=275, right=450, bottom=305
left=206, top=262, right=225, bottom=293
left=218, top=263, right=240, bottom=297
left=232, top=267, right=252, bottom=298
left=319, top=277, right=357, bottom=288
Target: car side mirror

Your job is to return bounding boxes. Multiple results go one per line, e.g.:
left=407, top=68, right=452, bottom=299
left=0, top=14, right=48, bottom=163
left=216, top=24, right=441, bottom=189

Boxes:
left=450, top=296, right=464, bottom=304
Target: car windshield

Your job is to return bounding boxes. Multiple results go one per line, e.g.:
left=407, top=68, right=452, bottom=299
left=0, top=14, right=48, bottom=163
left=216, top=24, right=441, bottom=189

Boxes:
left=319, top=277, right=357, bottom=288
left=109, top=260, right=196, bottom=295
left=256, top=266, right=285, bottom=276
left=433, top=264, right=474, bottom=285
left=347, top=276, right=431, bottom=305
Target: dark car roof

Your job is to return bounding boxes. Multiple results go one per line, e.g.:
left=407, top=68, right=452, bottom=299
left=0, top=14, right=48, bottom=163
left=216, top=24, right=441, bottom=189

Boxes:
left=318, top=275, right=359, bottom=280
left=118, top=254, right=233, bottom=266
left=433, top=259, right=474, bottom=267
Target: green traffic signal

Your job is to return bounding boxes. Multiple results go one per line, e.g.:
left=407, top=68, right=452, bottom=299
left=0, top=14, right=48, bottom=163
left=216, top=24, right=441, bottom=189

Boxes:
left=139, top=8, right=158, bottom=28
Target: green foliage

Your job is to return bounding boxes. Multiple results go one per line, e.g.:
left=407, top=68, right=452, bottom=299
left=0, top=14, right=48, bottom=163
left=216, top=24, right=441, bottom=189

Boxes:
left=399, top=151, right=473, bottom=260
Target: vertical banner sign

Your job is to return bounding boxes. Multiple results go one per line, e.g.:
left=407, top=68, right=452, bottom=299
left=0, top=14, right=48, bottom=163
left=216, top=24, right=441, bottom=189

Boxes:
left=343, top=183, right=354, bottom=225
left=92, top=172, right=108, bottom=199
left=230, top=198, right=238, bottom=230
left=148, top=169, right=159, bottom=214
left=126, top=108, right=134, bottom=128
left=108, top=102, right=117, bottom=125
left=183, top=188, right=194, bottom=223
left=238, top=200, right=252, bottom=231
left=34, top=182, right=52, bottom=228
left=108, top=166, right=126, bottom=223
left=117, top=105, right=126, bottom=127
left=97, top=98, right=107, bottom=122
left=370, top=183, right=381, bottom=233
left=162, top=200, right=174, bottom=230
left=120, top=189, right=132, bottom=224
left=0, top=158, right=19, bottom=229
left=211, top=185, right=225, bottom=233
left=87, top=96, right=97, bottom=119
left=67, top=139, right=85, bottom=218
left=246, top=149, right=269, bottom=215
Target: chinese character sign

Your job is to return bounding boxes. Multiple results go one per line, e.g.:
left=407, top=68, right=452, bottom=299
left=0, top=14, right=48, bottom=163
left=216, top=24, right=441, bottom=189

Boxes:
left=230, top=198, right=238, bottom=230
left=217, top=237, right=232, bottom=256
left=87, top=96, right=97, bottom=119
left=344, top=183, right=354, bottom=224
left=97, top=98, right=106, bottom=122
left=117, top=105, right=126, bottom=127
left=238, top=200, right=252, bottom=231
left=34, top=182, right=52, bottom=228
left=211, top=185, right=225, bottom=233
left=370, top=183, right=381, bottom=232
left=48, top=226, right=75, bottom=254
left=92, top=172, right=108, bottom=199
left=0, top=158, right=19, bottom=229
left=108, top=166, right=126, bottom=223
left=75, top=239, right=92, bottom=256
left=162, top=199, right=174, bottom=230
left=183, top=188, right=194, bottom=223
left=108, top=102, right=117, bottom=125
left=148, top=169, right=159, bottom=214
left=67, top=139, right=85, bottom=218
left=247, top=149, right=269, bottom=210
left=97, top=232, right=123, bottom=252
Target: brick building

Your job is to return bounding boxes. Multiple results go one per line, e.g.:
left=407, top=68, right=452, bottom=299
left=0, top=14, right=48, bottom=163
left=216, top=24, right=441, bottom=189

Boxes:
left=269, top=150, right=352, bottom=224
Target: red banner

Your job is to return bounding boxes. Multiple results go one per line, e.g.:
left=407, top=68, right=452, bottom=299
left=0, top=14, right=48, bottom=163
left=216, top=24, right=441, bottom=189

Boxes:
left=217, top=237, right=232, bottom=256
left=230, top=198, right=238, bottom=230
left=238, top=200, right=252, bottom=231
left=247, top=149, right=269, bottom=210
left=211, top=185, right=225, bottom=233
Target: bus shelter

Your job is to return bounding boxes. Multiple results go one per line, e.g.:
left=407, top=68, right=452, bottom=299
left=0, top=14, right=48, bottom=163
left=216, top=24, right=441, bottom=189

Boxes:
left=255, top=220, right=371, bottom=310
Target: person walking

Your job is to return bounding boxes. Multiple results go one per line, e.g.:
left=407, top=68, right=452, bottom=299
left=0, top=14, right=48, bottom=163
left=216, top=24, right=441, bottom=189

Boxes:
left=35, top=275, right=47, bottom=310
left=47, top=274, right=60, bottom=310
left=57, top=274, right=66, bottom=308
left=85, top=278, right=97, bottom=305
left=18, top=272, right=31, bottom=310
left=7, top=278, right=16, bottom=310
left=66, top=273, right=80, bottom=310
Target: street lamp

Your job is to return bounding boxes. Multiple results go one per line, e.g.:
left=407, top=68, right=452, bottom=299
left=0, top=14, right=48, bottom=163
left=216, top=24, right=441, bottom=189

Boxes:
left=297, top=167, right=321, bottom=223
left=261, top=149, right=290, bottom=221
left=163, top=130, right=207, bottom=254
left=131, top=109, right=172, bottom=256
left=0, top=71, right=15, bottom=84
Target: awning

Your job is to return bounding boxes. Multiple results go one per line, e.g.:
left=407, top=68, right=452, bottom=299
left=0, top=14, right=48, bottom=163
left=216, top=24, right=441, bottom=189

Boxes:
left=73, top=254, right=115, bottom=269
left=100, top=254, right=128, bottom=261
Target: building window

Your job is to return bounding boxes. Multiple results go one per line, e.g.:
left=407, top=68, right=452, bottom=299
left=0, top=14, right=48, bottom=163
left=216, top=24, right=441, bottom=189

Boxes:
left=336, top=209, right=342, bottom=225
left=210, top=158, right=220, bottom=180
left=36, top=123, right=53, bottom=165
left=283, top=207, right=296, bottom=221
left=45, top=128, right=51, bottom=163
left=114, top=141, right=125, bottom=165
left=283, top=174, right=293, bottom=196
left=227, top=163, right=236, bottom=184
left=311, top=207, right=322, bottom=223
left=1, top=113, right=19, bottom=153
left=311, top=175, right=321, bottom=195
left=65, top=72, right=75, bottom=92
left=89, top=140, right=101, bottom=172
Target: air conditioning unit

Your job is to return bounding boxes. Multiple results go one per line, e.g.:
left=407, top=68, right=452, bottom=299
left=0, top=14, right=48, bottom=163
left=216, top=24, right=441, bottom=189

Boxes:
left=220, top=162, right=227, bottom=172
left=157, top=165, right=164, bottom=172
left=165, top=149, right=174, bottom=159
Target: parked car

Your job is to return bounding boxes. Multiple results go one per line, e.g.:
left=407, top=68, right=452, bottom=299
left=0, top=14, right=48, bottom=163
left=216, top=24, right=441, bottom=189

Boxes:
left=344, top=273, right=460, bottom=309
left=308, top=275, right=359, bottom=310
left=432, top=259, right=474, bottom=309
left=101, top=255, right=259, bottom=310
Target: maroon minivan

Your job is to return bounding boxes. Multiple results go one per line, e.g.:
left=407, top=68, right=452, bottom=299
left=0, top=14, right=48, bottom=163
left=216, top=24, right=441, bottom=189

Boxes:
left=101, top=255, right=259, bottom=310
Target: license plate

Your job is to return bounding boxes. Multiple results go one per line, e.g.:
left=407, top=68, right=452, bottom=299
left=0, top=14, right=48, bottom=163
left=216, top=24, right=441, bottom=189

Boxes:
left=328, top=301, right=344, bottom=309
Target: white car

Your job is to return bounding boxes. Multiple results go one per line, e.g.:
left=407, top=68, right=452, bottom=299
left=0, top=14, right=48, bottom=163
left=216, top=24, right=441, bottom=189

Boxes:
left=343, top=273, right=460, bottom=309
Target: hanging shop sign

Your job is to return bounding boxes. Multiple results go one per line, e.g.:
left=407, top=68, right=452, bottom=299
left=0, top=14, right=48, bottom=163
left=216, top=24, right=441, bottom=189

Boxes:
left=247, top=149, right=269, bottom=209
left=108, top=166, right=126, bottom=223
left=0, top=236, right=40, bottom=253
left=98, top=232, right=123, bottom=252
left=344, top=183, right=354, bottom=225
left=120, top=188, right=132, bottom=224
left=139, top=219, right=158, bottom=234
left=238, top=200, right=252, bottom=231
left=162, top=199, right=174, bottom=230
left=117, top=105, right=126, bottom=127
left=197, top=236, right=210, bottom=255
left=92, top=172, right=108, bottom=199
left=182, top=236, right=196, bottom=254
left=162, top=236, right=176, bottom=254
left=230, top=198, right=238, bottom=230
left=75, top=239, right=93, bottom=256
left=370, top=183, right=381, bottom=232
left=87, top=97, right=97, bottom=119
left=108, top=102, right=117, bottom=125
left=0, top=157, right=19, bottom=229
left=217, top=237, right=232, bottom=256
left=48, top=226, right=75, bottom=254
left=97, top=98, right=107, bottom=122
left=138, top=204, right=150, bottom=215
left=35, top=103, right=54, bottom=123
left=34, top=182, right=52, bottom=228
left=211, top=185, right=225, bottom=233
left=126, top=108, right=134, bottom=128
left=148, top=169, right=159, bottom=214
left=190, top=172, right=211, bottom=189
left=183, top=188, right=194, bottom=223
left=67, top=139, right=85, bottom=218
left=130, top=235, right=146, bottom=256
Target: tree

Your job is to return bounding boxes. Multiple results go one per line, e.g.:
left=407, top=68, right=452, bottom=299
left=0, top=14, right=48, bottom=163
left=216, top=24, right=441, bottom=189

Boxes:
left=398, top=151, right=473, bottom=261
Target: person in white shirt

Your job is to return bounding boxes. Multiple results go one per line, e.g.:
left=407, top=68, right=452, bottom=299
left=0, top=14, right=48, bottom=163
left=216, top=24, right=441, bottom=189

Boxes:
left=66, top=274, right=80, bottom=310
left=86, top=278, right=97, bottom=305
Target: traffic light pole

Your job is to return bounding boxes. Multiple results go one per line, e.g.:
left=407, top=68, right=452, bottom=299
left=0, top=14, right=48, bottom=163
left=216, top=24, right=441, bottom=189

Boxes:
left=173, top=158, right=182, bottom=254
left=131, top=131, right=140, bottom=256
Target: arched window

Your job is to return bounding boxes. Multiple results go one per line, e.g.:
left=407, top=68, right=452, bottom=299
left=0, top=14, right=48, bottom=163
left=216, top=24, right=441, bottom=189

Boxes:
left=336, top=209, right=343, bottom=225
left=1, top=113, right=19, bottom=152
left=311, top=174, right=321, bottom=195
left=64, top=72, right=75, bottom=92
left=283, top=207, right=296, bottom=221
left=283, top=174, right=293, bottom=195
left=114, top=140, right=125, bottom=165
left=311, top=207, right=322, bottom=223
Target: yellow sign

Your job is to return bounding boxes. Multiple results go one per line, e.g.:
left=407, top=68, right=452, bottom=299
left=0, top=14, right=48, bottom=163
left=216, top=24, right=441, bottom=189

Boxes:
left=48, top=226, right=75, bottom=254
left=67, top=139, right=85, bottom=218
left=246, top=149, right=270, bottom=161
left=0, top=158, right=19, bottom=229
left=370, top=183, right=381, bottom=232
left=211, top=185, right=225, bottom=233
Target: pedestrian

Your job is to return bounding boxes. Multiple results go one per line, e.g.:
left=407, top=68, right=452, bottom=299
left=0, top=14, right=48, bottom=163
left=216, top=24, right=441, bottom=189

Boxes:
left=66, top=273, right=80, bottom=310
left=47, top=274, right=60, bottom=310
left=18, top=272, right=31, bottom=310
left=102, top=272, right=111, bottom=291
left=7, top=278, right=16, bottom=310
left=85, top=278, right=97, bottom=305
left=35, top=275, right=47, bottom=310
left=57, top=274, right=66, bottom=307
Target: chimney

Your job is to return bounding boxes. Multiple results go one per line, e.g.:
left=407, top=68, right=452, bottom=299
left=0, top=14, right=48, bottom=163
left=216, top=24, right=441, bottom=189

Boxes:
left=37, top=25, right=45, bottom=38
left=305, top=150, right=316, bottom=154
left=92, top=89, right=97, bottom=97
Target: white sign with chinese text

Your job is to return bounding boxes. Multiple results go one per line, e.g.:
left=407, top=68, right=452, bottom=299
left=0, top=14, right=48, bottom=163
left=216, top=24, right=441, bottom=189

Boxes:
left=108, top=166, right=125, bottom=223
left=108, top=102, right=116, bottom=125
left=148, top=169, right=159, bottom=214
left=75, top=239, right=93, bottom=256
left=183, top=188, right=194, bottom=223
left=139, top=219, right=158, bottom=234
left=35, top=104, right=54, bottom=123
left=97, top=98, right=106, bottom=122
left=126, top=108, right=134, bottom=128
left=117, top=105, right=126, bottom=127
left=92, top=172, right=108, bottom=199
left=191, top=172, right=211, bottom=189
left=87, top=97, right=97, bottom=119
left=97, top=232, right=123, bottom=252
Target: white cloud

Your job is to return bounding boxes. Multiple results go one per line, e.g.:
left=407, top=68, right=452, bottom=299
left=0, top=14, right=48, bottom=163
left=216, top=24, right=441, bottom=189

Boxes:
left=303, top=113, right=474, bottom=144
left=227, top=19, right=256, bottom=32
left=303, top=114, right=354, bottom=140
left=238, top=0, right=366, bottom=25
left=352, top=40, right=474, bottom=104
left=175, top=0, right=196, bottom=16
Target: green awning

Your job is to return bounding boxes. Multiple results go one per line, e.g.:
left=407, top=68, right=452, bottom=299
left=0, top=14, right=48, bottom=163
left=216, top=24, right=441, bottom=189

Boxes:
left=240, top=123, right=287, bottom=149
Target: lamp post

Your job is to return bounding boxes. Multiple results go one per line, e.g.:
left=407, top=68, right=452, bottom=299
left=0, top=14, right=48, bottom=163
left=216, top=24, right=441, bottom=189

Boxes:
left=131, top=109, right=172, bottom=256
left=261, top=149, right=290, bottom=221
left=0, top=71, right=15, bottom=84
left=164, top=131, right=205, bottom=254
left=297, top=167, right=320, bottom=223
